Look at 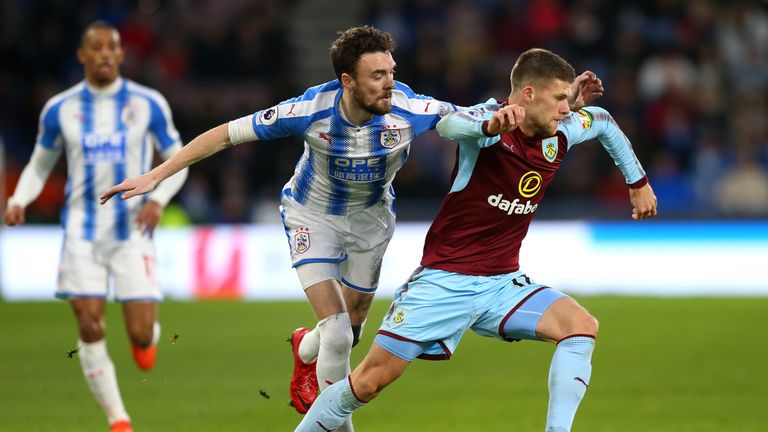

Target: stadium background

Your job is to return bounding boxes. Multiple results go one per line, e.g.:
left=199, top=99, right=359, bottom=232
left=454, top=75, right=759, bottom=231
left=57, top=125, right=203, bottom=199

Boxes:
left=1, top=0, right=767, bottom=431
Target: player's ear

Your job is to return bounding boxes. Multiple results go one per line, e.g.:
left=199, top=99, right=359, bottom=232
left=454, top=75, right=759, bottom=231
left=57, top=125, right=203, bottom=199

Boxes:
left=522, top=85, right=535, bottom=103
left=76, top=47, right=86, bottom=65
left=340, top=72, right=354, bottom=89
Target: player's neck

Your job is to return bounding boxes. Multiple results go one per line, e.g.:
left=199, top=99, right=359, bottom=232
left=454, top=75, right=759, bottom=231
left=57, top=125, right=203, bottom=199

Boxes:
left=85, top=75, right=121, bottom=91
left=518, top=122, right=536, bottom=138
left=340, top=91, right=373, bottom=126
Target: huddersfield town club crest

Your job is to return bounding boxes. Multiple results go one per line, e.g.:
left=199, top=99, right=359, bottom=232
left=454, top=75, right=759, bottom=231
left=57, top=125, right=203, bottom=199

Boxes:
left=380, top=129, right=401, bottom=148
left=541, top=136, right=558, bottom=163
left=292, top=228, right=310, bottom=254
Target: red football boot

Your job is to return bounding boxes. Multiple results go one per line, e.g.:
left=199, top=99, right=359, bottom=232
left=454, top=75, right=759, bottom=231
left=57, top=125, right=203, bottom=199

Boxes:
left=110, top=420, right=133, bottom=432
left=289, top=327, right=318, bottom=414
left=131, top=344, right=157, bottom=371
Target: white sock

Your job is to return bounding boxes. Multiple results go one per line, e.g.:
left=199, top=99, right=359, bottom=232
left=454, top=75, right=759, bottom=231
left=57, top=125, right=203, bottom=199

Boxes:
left=78, top=339, right=129, bottom=424
left=297, top=326, right=321, bottom=364
left=316, top=312, right=353, bottom=391
left=151, top=321, right=161, bottom=346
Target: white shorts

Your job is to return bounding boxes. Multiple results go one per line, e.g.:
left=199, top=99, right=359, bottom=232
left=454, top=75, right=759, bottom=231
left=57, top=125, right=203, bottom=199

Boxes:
left=55, top=234, right=161, bottom=302
left=280, top=190, right=396, bottom=293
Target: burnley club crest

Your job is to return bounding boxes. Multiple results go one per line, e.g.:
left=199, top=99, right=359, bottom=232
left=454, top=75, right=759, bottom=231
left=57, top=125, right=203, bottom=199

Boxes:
left=541, top=136, right=558, bottom=163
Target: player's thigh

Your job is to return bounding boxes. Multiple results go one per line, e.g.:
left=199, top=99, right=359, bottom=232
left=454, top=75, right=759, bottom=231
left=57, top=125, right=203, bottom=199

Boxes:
left=341, top=197, right=395, bottom=292
left=376, top=268, right=474, bottom=361
left=280, top=195, right=346, bottom=269
left=56, top=236, right=109, bottom=299
left=109, top=237, right=162, bottom=302
left=472, top=272, right=567, bottom=342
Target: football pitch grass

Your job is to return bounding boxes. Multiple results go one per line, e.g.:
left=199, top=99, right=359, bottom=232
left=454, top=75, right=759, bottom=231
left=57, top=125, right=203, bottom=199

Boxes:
left=1, top=297, right=766, bottom=431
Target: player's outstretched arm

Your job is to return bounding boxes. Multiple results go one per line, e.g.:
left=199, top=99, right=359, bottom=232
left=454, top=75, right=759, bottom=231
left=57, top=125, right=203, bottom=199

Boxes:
left=629, top=183, right=658, bottom=220
left=569, top=71, right=604, bottom=111
left=100, top=123, right=231, bottom=204
left=437, top=104, right=524, bottom=141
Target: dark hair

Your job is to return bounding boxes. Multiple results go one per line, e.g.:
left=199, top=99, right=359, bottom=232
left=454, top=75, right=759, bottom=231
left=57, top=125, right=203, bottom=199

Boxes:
left=330, top=26, right=396, bottom=81
left=80, top=20, right=119, bottom=47
left=510, top=48, right=575, bottom=92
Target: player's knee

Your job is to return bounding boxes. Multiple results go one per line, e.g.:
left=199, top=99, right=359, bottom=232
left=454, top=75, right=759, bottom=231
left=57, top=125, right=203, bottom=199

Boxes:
left=571, top=310, right=599, bottom=338
left=318, top=312, right=353, bottom=354
left=126, top=321, right=154, bottom=347
left=74, top=312, right=104, bottom=342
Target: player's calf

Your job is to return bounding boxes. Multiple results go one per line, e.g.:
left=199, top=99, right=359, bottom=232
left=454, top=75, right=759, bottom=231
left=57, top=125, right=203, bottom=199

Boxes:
left=130, top=321, right=160, bottom=371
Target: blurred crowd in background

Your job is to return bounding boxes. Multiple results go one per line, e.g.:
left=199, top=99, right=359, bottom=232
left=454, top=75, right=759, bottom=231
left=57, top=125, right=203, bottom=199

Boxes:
left=2, top=0, right=767, bottom=224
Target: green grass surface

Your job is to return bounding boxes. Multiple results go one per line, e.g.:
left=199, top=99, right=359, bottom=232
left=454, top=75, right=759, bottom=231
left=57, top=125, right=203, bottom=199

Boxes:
left=1, top=297, right=767, bottom=431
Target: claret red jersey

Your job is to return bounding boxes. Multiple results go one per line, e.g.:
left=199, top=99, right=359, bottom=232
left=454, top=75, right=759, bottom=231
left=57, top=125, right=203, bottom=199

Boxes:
left=422, top=101, right=647, bottom=275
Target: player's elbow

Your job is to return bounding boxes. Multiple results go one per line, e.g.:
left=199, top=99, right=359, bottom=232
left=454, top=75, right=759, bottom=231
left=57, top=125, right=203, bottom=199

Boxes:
left=435, top=117, right=453, bottom=139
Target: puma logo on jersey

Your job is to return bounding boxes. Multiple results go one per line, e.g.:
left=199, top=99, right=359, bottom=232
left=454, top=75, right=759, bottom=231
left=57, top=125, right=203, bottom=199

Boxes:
left=487, top=194, right=538, bottom=215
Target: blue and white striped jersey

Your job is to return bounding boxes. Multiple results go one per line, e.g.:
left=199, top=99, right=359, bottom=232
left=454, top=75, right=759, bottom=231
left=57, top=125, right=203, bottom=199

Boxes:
left=11, top=77, right=185, bottom=241
left=227, top=80, right=455, bottom=215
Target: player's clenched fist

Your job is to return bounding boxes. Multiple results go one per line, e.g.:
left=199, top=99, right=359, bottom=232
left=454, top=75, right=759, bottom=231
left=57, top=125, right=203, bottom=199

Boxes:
left=3, top=205, right=25, bottom=226
left=486, top=104, right=525, bottom=135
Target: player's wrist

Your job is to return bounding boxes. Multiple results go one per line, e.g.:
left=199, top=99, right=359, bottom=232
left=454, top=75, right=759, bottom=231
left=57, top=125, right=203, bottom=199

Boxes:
left=628, top=176, right=649, bottom=189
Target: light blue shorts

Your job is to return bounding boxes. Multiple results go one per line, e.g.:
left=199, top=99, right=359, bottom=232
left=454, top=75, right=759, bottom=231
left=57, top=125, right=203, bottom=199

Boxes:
left=375, top=267, right=566, bottom=361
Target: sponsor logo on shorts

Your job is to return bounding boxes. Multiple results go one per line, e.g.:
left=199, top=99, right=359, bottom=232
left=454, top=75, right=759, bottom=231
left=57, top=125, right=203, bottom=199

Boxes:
left=259, top=107, right=278, bottom=125
left=292, top=227, right=310, bottom=254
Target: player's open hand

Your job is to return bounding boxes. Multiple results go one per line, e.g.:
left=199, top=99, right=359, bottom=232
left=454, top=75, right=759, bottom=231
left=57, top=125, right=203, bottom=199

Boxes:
left=487, top=105, right=525, bottom=136
left=629, top=183, right=657, bottom=221
left=100, top=174, right=159, bottom=204
left=136, top=199, right=163, bottom=237
left=3, top=205, right=25, bottom=226
left=569, top=71, right=604, bottom=111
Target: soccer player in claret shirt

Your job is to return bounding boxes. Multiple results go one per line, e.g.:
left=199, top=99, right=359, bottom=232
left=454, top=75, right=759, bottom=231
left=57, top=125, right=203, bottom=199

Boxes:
left=3, top=22, right=188, bottom=432
left=294, top=48, right=657, bottom=432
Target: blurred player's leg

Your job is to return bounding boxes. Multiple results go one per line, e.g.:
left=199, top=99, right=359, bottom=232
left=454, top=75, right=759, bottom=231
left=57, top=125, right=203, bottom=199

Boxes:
left=112, top=238, right=162, bottom=371
left=71, top=298, right=131, bottom=428
left=122, top=302, right=159, bottom=370
left=536, top=297, right=599, bottom=432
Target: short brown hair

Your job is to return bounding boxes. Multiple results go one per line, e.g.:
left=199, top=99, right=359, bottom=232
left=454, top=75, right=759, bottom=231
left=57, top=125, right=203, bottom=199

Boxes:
left=330, top=26, right=396, bottom=81
left=510, top=48, right=575, bottom=92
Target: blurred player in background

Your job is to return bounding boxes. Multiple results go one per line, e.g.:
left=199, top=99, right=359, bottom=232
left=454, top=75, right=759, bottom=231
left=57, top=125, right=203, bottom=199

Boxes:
left=101, top=25, right=455, bottom=432
left=3, top=21, right=188, bottom=432
left=294, top=48, right=656, bottom=432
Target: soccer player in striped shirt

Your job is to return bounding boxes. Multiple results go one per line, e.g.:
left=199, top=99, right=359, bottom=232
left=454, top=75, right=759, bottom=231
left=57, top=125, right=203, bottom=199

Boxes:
left=4, top=21, right=188, bottom=432
left=101, top=25, right=456, bottom=431
left=294, top=49, right=657, bottom=432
